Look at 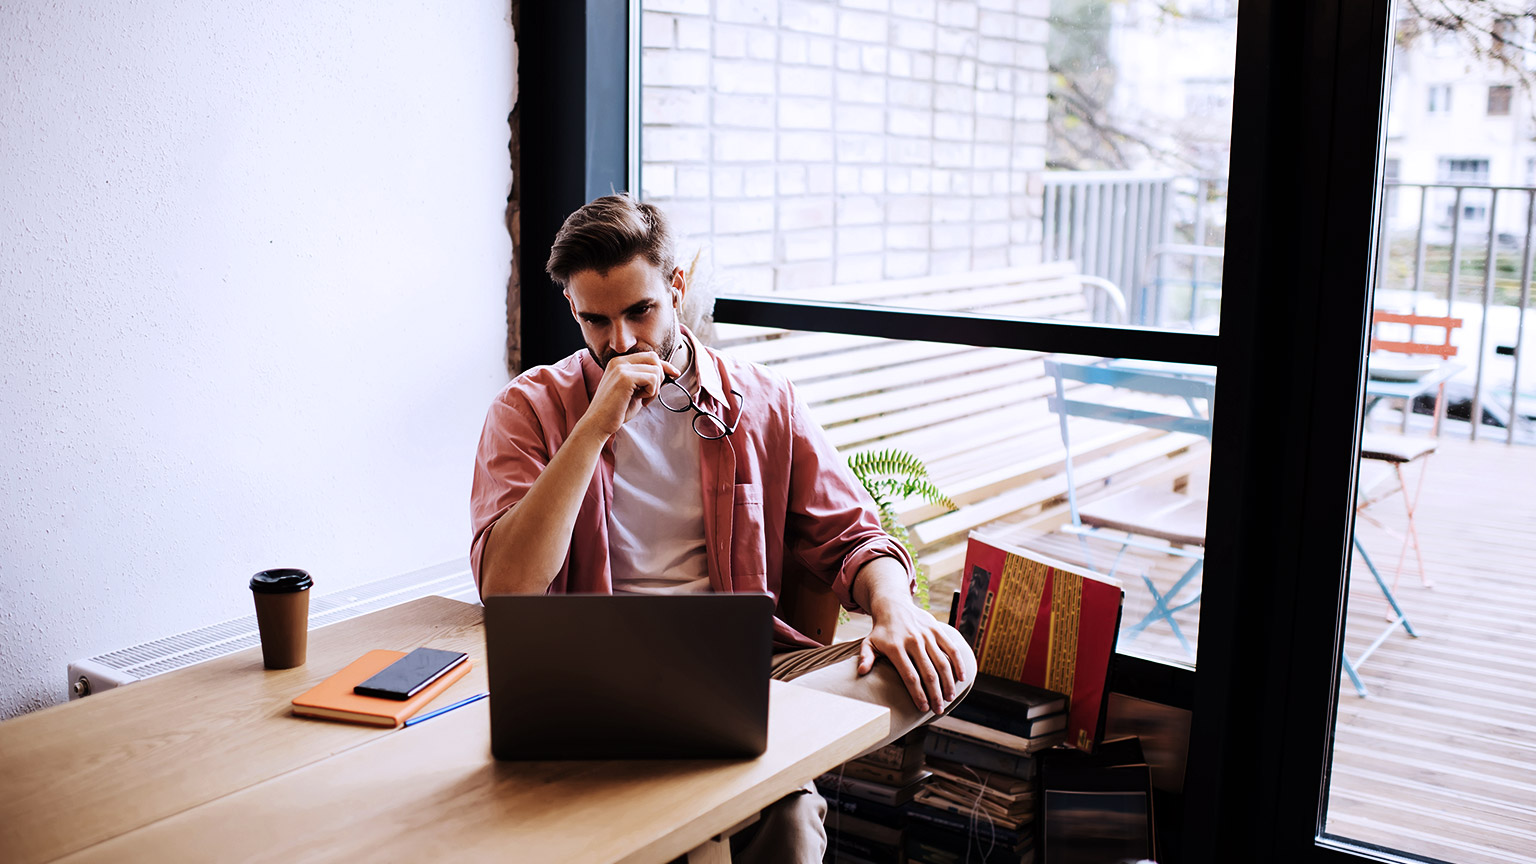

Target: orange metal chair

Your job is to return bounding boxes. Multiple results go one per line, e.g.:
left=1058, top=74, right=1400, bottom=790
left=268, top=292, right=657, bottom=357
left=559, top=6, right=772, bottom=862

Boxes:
left=1368, top=310, right=1462, bottom=435
left=1359, top=310, right=1461, bottom=589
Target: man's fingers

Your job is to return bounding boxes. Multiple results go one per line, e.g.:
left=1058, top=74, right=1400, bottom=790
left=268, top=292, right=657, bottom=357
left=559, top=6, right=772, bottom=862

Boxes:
left=926, top=633, right=957, bottom=704
left=857, top=639, right=876, bottom=675
left=939, top=628, right=973, bottom=687
left=898, top=639, right=942, bottom=714
left=629, top=365, right=664, bottom=400
left=909, top=637, right=945, bottom=714
left=886, top=648, right=929, bottom=713
left=609, top=364, right=663, bottom=404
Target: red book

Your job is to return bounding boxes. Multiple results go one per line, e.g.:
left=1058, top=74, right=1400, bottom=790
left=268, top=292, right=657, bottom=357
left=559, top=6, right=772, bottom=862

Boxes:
left=955, top=534, right=1123, bottom=752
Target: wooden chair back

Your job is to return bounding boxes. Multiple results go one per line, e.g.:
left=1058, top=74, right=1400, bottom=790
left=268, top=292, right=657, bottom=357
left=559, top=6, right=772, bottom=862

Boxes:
left=777, top=566, right=839, bottom=646
left=1369, top=310, right=1463, bottom=434
left=1370, top=310, right=1462, bottom=359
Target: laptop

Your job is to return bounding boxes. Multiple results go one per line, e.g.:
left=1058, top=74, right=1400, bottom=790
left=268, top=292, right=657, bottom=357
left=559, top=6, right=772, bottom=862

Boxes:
left=482, top=593, right=775, bottom=760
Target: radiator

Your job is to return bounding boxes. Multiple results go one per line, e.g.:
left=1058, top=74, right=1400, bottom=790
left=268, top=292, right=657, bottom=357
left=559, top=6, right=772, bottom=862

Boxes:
left=67, top=559, right=479, bottom=699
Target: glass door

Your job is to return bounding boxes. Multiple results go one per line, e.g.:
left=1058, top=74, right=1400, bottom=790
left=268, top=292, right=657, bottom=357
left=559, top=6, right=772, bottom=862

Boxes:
left=1321, top=4, right=1536, bottom=861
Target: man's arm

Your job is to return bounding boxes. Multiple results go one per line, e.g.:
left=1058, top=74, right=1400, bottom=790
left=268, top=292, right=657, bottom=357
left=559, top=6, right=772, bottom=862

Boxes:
left=478, top=352, right=677, bottom=597
left=775, top=376, right=974, bottom=711
left=851, top=556, right=974, bottom=714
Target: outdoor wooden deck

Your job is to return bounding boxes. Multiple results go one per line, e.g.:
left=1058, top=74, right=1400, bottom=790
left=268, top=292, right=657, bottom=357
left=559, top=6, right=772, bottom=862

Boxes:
left=1327, top=434, right=1536, bottom=864
left=834, top=412, right=1535, bottom=862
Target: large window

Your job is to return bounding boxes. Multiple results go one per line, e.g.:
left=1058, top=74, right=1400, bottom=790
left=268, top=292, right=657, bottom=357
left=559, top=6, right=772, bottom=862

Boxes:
left=637, top=1, right=1237, bottom=684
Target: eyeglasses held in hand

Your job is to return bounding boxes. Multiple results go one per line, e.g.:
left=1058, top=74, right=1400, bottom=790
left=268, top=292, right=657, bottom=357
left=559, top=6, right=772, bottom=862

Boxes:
left=658, top=380, right=743, bottom=440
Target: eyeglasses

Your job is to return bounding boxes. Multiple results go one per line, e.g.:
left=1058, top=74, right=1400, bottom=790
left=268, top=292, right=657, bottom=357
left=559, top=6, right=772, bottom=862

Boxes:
left=658, top=379, right=743, bottom=440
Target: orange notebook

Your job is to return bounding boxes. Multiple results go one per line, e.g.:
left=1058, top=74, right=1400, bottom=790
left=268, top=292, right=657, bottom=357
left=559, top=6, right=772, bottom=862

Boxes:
left=291, top=649, right=472, bottom=728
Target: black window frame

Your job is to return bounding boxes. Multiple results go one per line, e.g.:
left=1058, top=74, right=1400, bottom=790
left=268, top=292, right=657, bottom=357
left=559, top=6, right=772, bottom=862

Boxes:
left=518, top=0, right=1405, bottom=859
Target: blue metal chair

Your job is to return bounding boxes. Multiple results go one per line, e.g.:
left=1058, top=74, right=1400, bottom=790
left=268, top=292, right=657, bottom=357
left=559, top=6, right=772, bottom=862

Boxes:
left=1341, top=536, right=1418, bottom=697
left=1045, top=358, right=1215, bottom=656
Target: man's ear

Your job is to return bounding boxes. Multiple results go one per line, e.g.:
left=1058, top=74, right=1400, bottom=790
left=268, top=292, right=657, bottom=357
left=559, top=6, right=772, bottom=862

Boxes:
left=564, top=288, right=579, bottom=320
left=670, top=267, right=687, bottom=307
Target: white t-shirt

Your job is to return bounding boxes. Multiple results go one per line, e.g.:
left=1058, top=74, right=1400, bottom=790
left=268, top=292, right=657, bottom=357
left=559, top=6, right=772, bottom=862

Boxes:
left=607, top=361, right=711, bottom=595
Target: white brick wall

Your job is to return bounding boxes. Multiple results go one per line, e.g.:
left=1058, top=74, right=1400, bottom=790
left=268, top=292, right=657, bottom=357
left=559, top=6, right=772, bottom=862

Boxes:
left=640, top=0, right=1047, bottom=293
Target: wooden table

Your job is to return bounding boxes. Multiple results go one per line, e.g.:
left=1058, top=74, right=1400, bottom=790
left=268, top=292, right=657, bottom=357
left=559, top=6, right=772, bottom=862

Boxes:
left=0, top=596, right=889, bottom=864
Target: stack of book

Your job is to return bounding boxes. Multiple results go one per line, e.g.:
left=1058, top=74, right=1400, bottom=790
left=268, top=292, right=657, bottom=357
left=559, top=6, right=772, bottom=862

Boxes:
left=1039, top=737, right=1156, bottom=864
left=904, top=675, right=1070, bottom=864
left=817, top=731, right=929, bottom=864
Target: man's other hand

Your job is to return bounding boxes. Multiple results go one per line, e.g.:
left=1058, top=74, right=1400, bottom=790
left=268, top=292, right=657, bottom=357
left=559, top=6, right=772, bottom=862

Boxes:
left=858, top=599, right=973, bottom=714
left=579, top=352, right=681, bottom=440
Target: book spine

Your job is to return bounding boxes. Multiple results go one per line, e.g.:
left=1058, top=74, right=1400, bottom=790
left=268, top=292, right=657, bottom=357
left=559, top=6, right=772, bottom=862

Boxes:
left=825, top=832, right=901, bottom=864
left=815, top=772, right=903, bottom=807
left=856, top=738, right=922, bottom=771
left=907, top=805, right=1029, bottom=849
left=923, top=732, right=1037, bottom=780
left=949, top=701, right=1064, bottom=739
left=961, top=682, right=1067, bottom=719
left=933, top=716, right=1067, bottom=755
left=825, top=811, right=904, bottom=846
left=816, top=786, right=909, bottom=827
left=839, top=761, right=918, bottom=786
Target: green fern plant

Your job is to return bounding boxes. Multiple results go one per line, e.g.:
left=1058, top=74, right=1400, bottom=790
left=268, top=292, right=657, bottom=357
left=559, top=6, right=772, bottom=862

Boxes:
left=846, top=448, right=958, bottom=610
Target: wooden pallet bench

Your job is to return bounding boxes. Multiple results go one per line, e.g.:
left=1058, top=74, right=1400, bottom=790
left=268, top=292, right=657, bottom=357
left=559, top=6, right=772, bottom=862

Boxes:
left=708, top=263, right=1204, bottom=600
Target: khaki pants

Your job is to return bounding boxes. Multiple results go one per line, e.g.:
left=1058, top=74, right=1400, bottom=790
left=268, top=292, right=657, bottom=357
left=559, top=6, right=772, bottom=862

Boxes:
left=729, top=628, right=978, bottom=864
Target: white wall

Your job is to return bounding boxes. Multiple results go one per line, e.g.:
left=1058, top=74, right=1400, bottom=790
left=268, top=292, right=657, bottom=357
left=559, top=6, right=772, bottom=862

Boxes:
left=0, top=1, right=514, bottom=719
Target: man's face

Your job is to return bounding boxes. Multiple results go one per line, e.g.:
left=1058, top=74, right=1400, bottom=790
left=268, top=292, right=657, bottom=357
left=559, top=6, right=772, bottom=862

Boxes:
left=565, top=257, right=685, bottom=368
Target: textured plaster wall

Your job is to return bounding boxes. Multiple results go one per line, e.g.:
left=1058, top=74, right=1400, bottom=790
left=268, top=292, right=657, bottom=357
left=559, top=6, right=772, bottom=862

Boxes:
left=0, top=1, right=514, bottom=719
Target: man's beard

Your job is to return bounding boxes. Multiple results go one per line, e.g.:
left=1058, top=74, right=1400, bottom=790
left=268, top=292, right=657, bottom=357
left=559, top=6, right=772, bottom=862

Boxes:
left=588, top=319, right=680, bottom=369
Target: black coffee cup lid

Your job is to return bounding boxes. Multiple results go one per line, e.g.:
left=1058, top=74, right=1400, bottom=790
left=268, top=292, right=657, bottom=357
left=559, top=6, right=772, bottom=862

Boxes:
left=250, top=568, right=313, bottom=593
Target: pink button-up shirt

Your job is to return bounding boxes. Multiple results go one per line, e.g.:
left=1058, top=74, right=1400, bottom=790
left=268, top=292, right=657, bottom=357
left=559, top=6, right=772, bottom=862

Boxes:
left=470, top=328, right=914, bottom=649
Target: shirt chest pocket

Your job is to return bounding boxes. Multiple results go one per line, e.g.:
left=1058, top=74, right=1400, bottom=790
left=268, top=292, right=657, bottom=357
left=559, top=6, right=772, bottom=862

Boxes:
left=730, top=483, right=768, bottom=587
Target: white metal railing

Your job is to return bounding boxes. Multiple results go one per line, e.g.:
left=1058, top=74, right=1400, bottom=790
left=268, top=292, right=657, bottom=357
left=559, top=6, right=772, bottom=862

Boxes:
left=1040, top=173, right=1226, bottom=327
left=1041, top=173, right=1535, bottom=443
left=1379, top=182, right=1536, bottom=444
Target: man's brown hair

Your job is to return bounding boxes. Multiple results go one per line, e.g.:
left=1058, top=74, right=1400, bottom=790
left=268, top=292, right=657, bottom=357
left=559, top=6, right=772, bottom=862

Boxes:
left=546, top=193, right=677, bottom=288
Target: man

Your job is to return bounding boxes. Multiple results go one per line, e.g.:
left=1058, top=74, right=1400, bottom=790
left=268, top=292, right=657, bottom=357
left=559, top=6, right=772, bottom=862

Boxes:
left=470, top=193, right=975, bottom=862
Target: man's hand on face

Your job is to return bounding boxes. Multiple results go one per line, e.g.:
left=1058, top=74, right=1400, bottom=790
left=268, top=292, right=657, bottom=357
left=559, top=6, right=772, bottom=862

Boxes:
left=858, top=598, right=972, bottom=714
left=578, top=351, right=682, bottom=440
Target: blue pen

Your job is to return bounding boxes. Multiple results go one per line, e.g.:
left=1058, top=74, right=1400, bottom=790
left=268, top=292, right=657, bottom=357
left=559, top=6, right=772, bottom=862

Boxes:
left=403, top=692, right=489, bottom=728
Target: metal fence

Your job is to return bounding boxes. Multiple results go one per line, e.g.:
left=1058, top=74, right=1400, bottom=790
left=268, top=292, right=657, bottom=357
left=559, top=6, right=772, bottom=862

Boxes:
left=1378, top=182, right=1535, bottom=444
left=1040, top=173, right=1226, bottom=328
left=1041, top=173, right=1534, bottom=443
left=1041, top=171, right=1169, bottom=324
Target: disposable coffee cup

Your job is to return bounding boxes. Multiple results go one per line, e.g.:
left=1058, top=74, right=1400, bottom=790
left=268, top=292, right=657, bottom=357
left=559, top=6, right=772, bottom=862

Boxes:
left=249, top=568, right=313, bottom=669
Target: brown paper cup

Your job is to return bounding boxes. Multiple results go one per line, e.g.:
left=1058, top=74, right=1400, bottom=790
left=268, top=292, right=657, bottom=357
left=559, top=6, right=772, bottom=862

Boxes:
left=250, top=568, right=313, bottom=669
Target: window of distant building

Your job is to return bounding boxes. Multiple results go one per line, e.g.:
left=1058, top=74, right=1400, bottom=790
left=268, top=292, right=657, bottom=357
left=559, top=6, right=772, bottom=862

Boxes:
left=1383, top=157, right=1400, bottom=218
left=1438, top=158, right=1490, bottom=223
left=1488, top=85, right=1513, bottom=116
left=1438, top=157, right=1490, bottom=184
left=1427, top=84, right=1452, bottom=114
